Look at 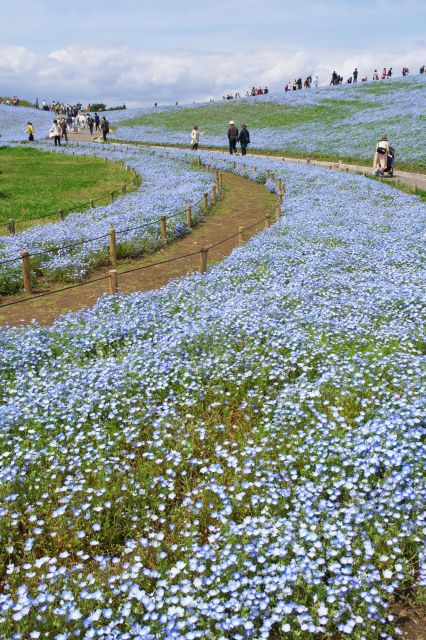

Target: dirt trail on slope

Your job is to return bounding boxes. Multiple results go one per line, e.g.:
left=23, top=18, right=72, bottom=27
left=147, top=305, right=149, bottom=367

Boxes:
left=65, top=130, right=426, bottom=192
left=0, top=172, right=276, bottom=327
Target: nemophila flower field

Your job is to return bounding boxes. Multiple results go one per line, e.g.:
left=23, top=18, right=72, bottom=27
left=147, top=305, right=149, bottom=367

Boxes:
left=0, top=152, right=425, bottom=639
left=0, top=106, right=52, bottom=142
left=111, top=75, right=426, bottom=168
left=0, top=143, right=214, bottom=293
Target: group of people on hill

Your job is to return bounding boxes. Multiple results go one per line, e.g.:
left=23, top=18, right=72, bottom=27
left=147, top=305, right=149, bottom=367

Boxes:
left=223, top=86, right=269, bottom=100
left=23, top=113, right=110, bottom=144
left=285, top=76, right=318, bottom=91
left=47, top=114, right=110, bottom=144
left=4, top=96, right=21, bottom=106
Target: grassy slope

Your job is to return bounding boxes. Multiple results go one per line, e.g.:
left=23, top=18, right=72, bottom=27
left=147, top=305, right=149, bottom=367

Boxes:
left=117, top=77, right=426, bottom=172
left=0, top=146, right=132, bottom=229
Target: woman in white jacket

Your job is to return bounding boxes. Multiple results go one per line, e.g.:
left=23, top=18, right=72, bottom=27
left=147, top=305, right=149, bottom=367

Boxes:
left=191, top=126, right=200, bottom=150
left=372, top=135, right=390, bottom=176
left=49, top=120, right=62, bottom=147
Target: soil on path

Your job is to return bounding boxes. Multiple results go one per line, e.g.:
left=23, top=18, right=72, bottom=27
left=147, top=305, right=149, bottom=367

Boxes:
left=0, top=172, right=276, bottom=326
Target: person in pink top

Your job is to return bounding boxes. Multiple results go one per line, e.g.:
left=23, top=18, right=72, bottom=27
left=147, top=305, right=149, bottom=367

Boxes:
left=381, top=67, right=387, bottom=79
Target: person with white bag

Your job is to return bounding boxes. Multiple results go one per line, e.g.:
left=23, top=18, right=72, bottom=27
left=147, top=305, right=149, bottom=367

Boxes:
left=48, top=120, right=62, bottom=147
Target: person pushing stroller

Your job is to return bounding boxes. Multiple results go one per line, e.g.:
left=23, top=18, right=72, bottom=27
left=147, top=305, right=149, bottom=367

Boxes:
left=372, top=135, right=395, bottom=177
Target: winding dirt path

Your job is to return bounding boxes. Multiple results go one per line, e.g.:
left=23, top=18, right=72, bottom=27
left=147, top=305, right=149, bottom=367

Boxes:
left=0, top=172, right=276, bottom=326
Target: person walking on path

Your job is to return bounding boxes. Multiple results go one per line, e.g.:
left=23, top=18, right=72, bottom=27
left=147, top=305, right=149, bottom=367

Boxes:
left=372, top=135, right=390, bottom=176
left=227, top=120, right=239, bottom=155
left=191, top=125, right=200, bottom=150
left=25, top=122, right=34, bottom=141
left=59, top=118, right=68, bottom=143
left=100, top=116, right=110, bottom=142
left=49, top=120, right=62, bottom=147
left=353, top=67, right=358, bottom=83
left=87, top=115, right=94, bottom=136
left=238, top=124, right=250, bottom=156
left=94, top=113, right=100, bottom=131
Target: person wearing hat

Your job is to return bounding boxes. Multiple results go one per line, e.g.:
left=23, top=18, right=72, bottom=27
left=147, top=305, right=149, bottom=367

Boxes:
left=227, top=120, right=239, bottom=155
left=238, top=124, right=250, bottom=156
left=25, top=122, right=34, bottom=141
left=372, top=135, right=390, bottom=176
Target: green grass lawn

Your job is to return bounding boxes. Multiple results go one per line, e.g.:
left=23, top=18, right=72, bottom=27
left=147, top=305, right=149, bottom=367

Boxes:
left=120, top=100, right=357, bottom=134
left=0, top=146, right=133, bottom=230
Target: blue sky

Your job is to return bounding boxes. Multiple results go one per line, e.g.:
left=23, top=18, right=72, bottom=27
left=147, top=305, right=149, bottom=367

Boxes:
left=1, top=0, right=425, bottom=106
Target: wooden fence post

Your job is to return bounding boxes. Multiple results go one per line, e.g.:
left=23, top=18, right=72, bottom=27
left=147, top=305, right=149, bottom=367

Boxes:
left=59, top=209, right=65, bottom=221
left=186, top=206, right=192, bottom=227
left=239, top=226, right=245, bottom=246
left=21, top=251, right=32, bottom=293
left=203, top=193, right=208, bottom=214
left=265, top=213, right=272, bottom=228
left=253, top=166, right=257, bottom=173
left=160, top=215, right=167, bottom=241
left=7, top=219, right=16, bottom=234
left=110, top=192, right=115, bottom=203
left=200, top=247, right=208, bottom=274
left=108, top=269, right=118, bottom=295
left=122, top=184, right=127, bottom=194
left=212, top=185, right=217, bottom=203
left=275, top=201, right=281, bottom=220
left=90, top=200, right=94, bottom=208
left=233, top=161, right=236, bottom=169
left=271, top=172, right=275, bottom=181
left=220, top=172, right=223, bottom=189
left=109, top=228, right=117, bottom=266
left=278, top=178, right=282, bottom=192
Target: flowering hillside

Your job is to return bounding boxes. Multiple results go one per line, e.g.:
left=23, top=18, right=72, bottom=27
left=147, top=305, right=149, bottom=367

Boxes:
left=111, top=75, right=426, bottom=168
left=0, top=105, right=52, bottom=142
left=0, top=151, right=424, bottom=639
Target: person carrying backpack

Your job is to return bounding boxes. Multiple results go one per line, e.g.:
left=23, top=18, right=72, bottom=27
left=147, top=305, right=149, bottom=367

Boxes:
left=372, top=135, right=390, bottom=176
left=238, top=124, right=250, bottom=156
left=227, top=121, right=239, bottom=155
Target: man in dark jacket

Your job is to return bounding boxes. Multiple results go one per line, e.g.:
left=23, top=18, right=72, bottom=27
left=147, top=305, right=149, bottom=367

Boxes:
left=227, top=121, right=239, bottom=154
left=238, top=124, right=250, bottom=156
left=100, top=116, right=109, bottom=142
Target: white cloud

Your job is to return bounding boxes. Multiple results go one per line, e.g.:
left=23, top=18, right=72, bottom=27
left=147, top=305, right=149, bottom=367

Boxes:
left=1, top=44, right=425, bottom=106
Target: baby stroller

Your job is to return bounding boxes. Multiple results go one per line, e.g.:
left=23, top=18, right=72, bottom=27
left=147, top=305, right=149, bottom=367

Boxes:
left=383, top=146, right=395, bottom=177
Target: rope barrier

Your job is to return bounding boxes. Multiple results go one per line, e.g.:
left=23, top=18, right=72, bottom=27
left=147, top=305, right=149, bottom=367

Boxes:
left=0, top=165, right=215, bottom=267
left=0, top=274, right=109, bottom=309
left=2, top=178, right=138, bottom=228
left=117, top=249, right=201, bottom=277
left=0, top=157, right=280, bottom=309
left=207, top=230, right=241, bottom=250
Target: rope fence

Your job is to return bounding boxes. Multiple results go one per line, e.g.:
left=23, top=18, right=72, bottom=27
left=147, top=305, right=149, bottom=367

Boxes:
left=0, top=176, right=218, bottom=268
left=2, top=160, right=140, bottom=234
left=0, top=160, right=286, bottom=310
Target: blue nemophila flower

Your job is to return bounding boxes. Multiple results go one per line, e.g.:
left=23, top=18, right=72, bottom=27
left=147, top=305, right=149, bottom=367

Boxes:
left=0, top=148, right=424, bottom=639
